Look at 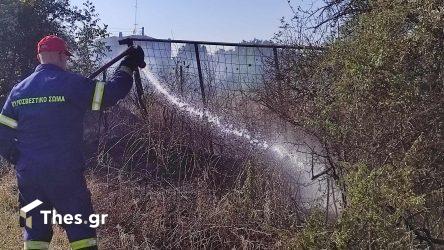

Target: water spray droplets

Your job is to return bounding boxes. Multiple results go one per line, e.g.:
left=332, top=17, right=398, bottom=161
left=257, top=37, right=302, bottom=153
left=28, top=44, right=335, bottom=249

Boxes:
left=140, top=68, right=297, bottom=165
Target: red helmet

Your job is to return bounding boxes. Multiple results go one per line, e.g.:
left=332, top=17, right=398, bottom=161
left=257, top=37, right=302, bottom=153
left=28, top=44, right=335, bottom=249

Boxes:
left=37, top=35, right=72, bottom=56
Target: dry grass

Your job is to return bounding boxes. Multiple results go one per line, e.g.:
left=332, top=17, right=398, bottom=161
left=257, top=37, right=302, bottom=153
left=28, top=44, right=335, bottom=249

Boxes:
left=0, top=159, right=303, bottom=249
left=86, top=161, right=302, bottom=249
left=0, top=167, right=22, bottom=249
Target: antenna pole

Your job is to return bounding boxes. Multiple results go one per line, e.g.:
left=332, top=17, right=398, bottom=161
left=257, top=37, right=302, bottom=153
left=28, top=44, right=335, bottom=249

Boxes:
left=133, top=0, right=138, bottom=34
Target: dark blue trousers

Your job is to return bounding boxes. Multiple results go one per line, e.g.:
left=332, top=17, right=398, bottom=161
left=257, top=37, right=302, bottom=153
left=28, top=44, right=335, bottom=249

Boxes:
left=17, top=164, right=96, bottom=245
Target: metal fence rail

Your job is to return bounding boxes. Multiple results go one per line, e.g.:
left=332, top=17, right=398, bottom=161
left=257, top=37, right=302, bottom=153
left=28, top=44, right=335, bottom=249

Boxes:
left=118, top=38, right=323, bottom=110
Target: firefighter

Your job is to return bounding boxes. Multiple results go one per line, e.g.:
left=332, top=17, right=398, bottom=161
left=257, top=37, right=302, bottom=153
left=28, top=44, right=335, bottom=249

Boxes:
left=0, top=35, right=145, bottom=249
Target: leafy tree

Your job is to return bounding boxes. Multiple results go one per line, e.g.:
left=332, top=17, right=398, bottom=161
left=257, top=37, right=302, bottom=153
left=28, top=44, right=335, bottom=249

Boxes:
left=69, top=1, right=109, bottom=76
left=0, top=0, right=108, bottom=102
left=268, top=0, right=444, bottom=248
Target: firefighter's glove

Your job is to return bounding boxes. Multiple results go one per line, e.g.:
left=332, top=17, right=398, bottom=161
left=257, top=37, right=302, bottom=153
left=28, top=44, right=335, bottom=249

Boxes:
left=120, top=46, right=146, bottom=71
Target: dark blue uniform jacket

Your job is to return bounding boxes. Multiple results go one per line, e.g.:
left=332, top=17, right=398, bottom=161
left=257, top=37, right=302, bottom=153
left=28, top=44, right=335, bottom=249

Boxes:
left=0, top=64, right=133, bottom=170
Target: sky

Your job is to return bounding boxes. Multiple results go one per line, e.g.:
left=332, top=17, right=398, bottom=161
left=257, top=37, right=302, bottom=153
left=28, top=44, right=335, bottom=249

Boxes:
left=70, top=0, right=300, bottom=43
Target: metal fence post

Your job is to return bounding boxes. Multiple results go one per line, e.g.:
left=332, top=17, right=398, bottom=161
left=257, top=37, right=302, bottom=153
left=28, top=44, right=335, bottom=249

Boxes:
left=273, top=47, right=282, bottom=90
left=194, top=43, right=214, bottom=154
left=273, top=47, right=280, bottom=74
left=179, top=64, right=185, bottom=131
left=273, top=47, right=284, bottom=98
left=179, top=65, right=184, bottom=96
left=273, top=47, right=286, bottom=133
left=194, top=43, right=207, bottom=106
